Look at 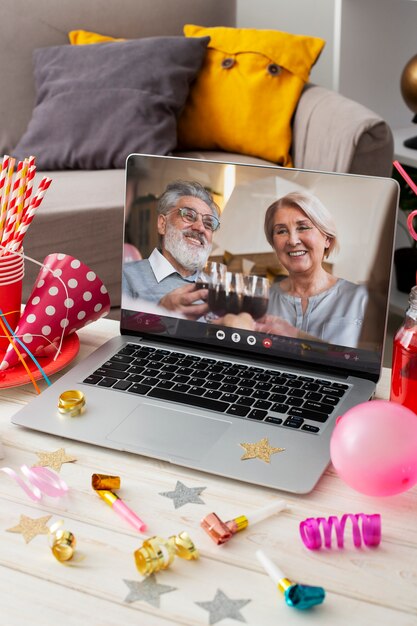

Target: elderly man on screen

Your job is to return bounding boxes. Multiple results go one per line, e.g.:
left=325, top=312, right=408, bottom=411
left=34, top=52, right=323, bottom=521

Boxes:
left=122, top=180, right=220, bottom=320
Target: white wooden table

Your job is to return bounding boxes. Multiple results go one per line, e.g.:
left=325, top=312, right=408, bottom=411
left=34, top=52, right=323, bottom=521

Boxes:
left=0, top=318, right=416, bottom=626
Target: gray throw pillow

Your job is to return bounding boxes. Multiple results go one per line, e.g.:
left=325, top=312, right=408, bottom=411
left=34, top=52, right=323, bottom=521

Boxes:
left=13, top=36, right=209, bottom=170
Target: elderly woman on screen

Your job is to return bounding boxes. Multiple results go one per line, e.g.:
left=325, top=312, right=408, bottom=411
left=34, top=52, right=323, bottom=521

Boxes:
left=257, top=190, right=369, bottom=347
left=218, top=191, right=369, bottom=348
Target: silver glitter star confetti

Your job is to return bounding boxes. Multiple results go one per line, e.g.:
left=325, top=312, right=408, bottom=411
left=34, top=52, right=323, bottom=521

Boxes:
left=196, top=588, right=251, bottom=625
left=159, top=480, right=206, bottom=509
left=123, top=575, right=177, bottom=607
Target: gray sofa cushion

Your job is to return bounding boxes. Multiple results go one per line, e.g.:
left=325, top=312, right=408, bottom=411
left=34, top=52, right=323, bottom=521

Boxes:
left=0, top=0, right=236, bottom=154
left=13, top=36, right=209, bottom=170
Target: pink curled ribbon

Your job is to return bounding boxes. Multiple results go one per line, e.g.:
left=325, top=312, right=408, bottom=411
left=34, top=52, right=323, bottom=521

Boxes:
left=0, top=465, right=68, bottom=501
left=299, top=513, right=381, bottom=550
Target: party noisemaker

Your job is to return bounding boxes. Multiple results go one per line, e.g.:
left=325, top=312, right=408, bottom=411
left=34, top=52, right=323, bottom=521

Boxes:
left=256, top=549, right=325, bottom=610
left=0, top=253, right=110, bottom=370
left=201, top=500, right=287, bottom=545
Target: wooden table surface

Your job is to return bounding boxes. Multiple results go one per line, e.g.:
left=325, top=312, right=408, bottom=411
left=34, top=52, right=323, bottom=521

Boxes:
left=0, top=318, right=416, bottom=626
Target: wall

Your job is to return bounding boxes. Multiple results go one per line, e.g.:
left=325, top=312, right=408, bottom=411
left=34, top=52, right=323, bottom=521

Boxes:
left=237, top=0, right=417, bottom=130
left=236, top=0, right=336, bottom=90
left=338, top=0, right=417, bottom=129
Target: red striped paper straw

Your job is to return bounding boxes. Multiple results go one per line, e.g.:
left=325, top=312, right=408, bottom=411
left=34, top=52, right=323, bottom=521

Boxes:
left=9, top=177, right=52, bottom=251
left=1, top=157, right=15, bottom=210
left=20, top=159, right=36, bottom=225
left=0, top=155, right=10, bottom=208
left=0, top=156, right=10, bottom=244
left=393, top=160, right=417, bottom=196
left=1, top=161, right=25, bottom=247
left=13, top=159, right=29, bottom=232
left=0, top=157, right=15, bottom=243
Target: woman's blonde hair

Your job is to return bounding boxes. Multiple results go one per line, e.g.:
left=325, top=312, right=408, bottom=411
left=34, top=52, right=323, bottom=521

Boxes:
left=264, top=190, right=338, bottom=258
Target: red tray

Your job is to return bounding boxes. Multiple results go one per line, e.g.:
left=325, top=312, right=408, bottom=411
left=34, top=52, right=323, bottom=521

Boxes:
left=0, top=333, right=80, bottom=389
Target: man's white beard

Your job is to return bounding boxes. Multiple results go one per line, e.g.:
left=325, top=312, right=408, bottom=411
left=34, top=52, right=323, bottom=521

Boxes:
left=164, top=222, right=211, bottom=272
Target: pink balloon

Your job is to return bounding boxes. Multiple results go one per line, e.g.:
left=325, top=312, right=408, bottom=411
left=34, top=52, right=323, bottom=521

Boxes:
left=330, top=400, right=417, bottom=496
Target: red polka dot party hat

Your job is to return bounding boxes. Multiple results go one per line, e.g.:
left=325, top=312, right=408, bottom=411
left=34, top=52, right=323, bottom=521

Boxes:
left=1, top=253, right=110, bottom=370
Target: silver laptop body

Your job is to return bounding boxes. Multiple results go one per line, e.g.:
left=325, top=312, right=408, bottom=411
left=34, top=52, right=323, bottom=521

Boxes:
left=11, top=155, right=398, bottom=494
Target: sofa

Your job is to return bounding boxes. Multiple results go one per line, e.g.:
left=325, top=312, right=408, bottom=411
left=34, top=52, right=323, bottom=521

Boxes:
left=1, top=0, right=394, bottom=310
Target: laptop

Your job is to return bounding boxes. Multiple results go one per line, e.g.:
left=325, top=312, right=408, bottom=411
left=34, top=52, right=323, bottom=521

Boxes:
left=11, top=154, right=399, bottom=494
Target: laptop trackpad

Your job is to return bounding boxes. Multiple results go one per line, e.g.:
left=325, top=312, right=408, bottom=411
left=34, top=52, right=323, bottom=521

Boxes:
left=106, top=401, right=232, bottom=461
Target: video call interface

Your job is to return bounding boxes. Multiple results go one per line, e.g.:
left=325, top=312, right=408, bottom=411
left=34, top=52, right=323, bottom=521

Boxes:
left=121, top=155, right=398, bottom=377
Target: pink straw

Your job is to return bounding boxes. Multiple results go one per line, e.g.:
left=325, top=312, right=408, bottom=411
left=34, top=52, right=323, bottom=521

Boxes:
left=393, top=160, right=417, bottom=196
left=393, top=160, right=417, bottom=243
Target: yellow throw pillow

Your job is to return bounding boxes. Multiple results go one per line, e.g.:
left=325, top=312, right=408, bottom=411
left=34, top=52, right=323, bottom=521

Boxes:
left=68, top=30, right=124, bottom=45
left=178, top=25, right=325, bottom=166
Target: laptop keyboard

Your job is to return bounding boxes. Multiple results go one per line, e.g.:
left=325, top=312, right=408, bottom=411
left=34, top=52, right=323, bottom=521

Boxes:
left=82, top=343, right=349, bottom=434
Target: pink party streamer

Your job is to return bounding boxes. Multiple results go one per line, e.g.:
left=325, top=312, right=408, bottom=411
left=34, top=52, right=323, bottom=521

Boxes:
left=0, top=465, right=68, bottom=501
left=299, top=513, right=381, bottom=550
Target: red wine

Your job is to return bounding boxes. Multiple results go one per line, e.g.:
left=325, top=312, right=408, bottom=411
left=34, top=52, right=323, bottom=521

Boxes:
left=208, top=287, right=227, bottom=316
left=225, top=293, right=243, bottom=315
left=242, top=295, right=268, bottom=319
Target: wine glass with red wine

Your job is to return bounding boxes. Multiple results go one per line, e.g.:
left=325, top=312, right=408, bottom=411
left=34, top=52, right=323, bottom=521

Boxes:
left=224, top=271, right=244, bottom=314
left=242, top=275, right=269, bottom=319
left=204, top=261, right=227, bottom=319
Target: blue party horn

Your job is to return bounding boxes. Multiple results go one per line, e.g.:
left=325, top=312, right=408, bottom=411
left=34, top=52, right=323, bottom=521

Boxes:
left=256, top=549, right=325, bottom=610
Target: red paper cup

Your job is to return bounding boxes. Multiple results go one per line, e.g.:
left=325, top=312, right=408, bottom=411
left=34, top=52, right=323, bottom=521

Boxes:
left=0, top=251, right=24, bottom=351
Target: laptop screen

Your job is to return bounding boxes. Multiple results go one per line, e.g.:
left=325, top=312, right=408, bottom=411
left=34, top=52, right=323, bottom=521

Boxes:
left=120, top=154, right=398, bottom=380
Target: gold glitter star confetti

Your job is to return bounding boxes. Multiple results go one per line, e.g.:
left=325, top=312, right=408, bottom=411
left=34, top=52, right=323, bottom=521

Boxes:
left=240, top=437, right=285, bottom=463
left=33, top=448, right=77, bottom=472
left=7, top=514, right=52, bottom=543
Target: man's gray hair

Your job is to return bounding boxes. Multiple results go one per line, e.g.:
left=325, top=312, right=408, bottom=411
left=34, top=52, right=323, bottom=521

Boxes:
left=157, top=180, right=220, bottom=217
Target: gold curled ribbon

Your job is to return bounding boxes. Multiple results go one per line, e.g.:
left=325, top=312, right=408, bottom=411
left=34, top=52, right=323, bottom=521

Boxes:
left=134, top=531, right=199, bottom=576
left=49, top=521, right=76, bottom=562
left=58, top=390, right=85, bottom=417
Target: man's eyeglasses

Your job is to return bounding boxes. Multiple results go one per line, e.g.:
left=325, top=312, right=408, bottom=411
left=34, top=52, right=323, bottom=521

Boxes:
left=168, top=207, right=220, bottom=232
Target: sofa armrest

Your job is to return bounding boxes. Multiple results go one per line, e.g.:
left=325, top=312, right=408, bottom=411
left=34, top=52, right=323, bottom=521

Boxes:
left=292, top=84, right=394, bottom=177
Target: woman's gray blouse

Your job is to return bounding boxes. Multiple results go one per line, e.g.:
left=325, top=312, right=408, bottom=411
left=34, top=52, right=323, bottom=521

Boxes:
left=267, top=279, right=369, bottom=348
